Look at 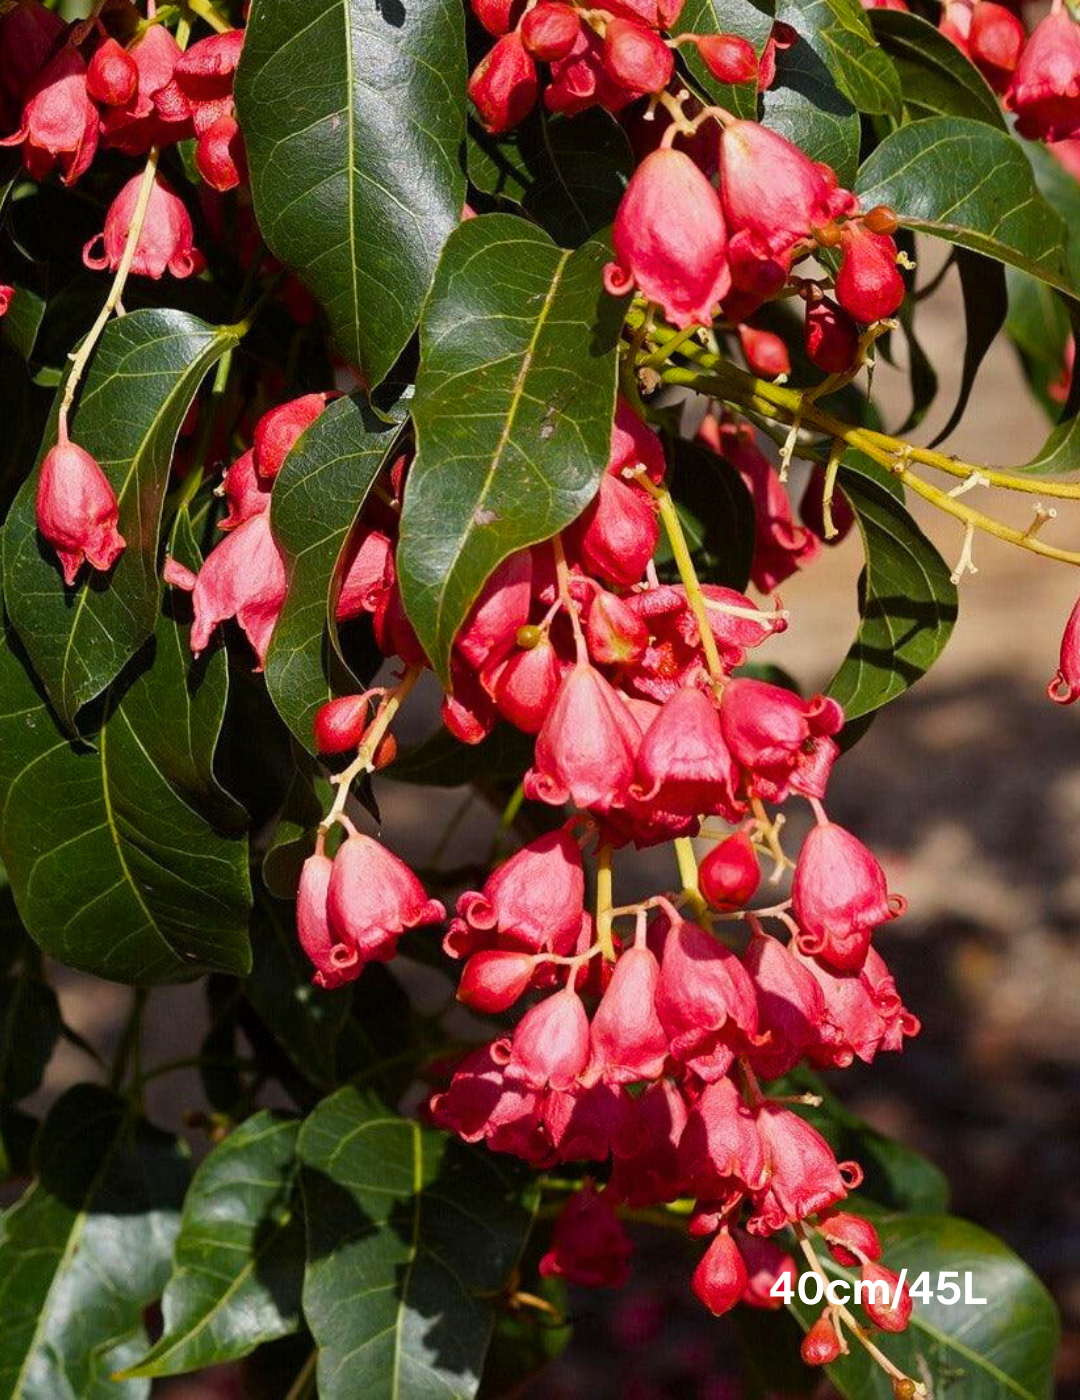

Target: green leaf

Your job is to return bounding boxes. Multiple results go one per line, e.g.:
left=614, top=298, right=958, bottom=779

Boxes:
left=803, top=0, right=901, bottom=116
left=0, top=1084, right=189, bottom=1400
left=869, top=10, right=1004, bottom=127
left=855, top=118, right=1073, bottom=299
left=468, top=108, right=633, bottom=248
left=928, top=249, right=1008, bottom=447
left=2, top=309, right=237, bottom=728
left=390, top=722, right=535, bottom=788
left=299, top=1086, right=538, bottom=1400
left=672, top=0, right=775, bottom=121
left=266, top=393, right=406, bottom=751
left=0, top=970, right=59, bottom=1104
left=236, top=0, right=467, bottom=388
left=826, top=458, right=958, bottom=722
left=398, top=215, right=624, bottom=683
left=761, top=0, right=861, bottom=184
left=791, top=1213, right=1059, bottom=1400
left=0, top=611, right=252, bottom=986
left=122, top=1111, right=303, bottom=1378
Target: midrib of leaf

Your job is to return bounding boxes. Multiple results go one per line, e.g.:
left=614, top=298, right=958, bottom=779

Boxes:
left=390, top=1120, right=425, bottom=1400
left=430, top=246, right=572, bottom=649
left=340, top=0, right=361, bottom=367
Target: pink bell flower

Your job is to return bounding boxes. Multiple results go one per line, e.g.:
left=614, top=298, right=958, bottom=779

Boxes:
left=83, top=172, right=204, bottom=280
left=326, top=833, right=445, bottom=972
left=792, top=820, right=905, bottom=972
left=35, top=437, right=125, bottom=585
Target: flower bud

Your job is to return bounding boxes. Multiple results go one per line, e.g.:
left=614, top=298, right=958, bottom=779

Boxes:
left=691, top=1230, right=748, bottom=1317
left=694, top=33, right=757, bottom=84
left=586, top=590, right=649, bottom=665
left=87, top=38, right=139, bottom=107
left=313, top=694, right=371, bottom=754
left=698, top=832, right=760, bottom=911
left=738, top=324, right=790, bottom=378
left=860, top=1261, right=912, bottom=1332
left=83, top=172, right=204, bottom=280
left=35, top=439, right=126, bottom=585
left=468, top=33, right=537, bottom=134
left=471, top=0, right=526, bottom=36
left=521, top=2, right=580, bottom=61
left=1048, top=595, right=1080, bottom=704
left=458, top=949, right=536, bottom=1012
left=800, top=1312, right=841, bottom=1366
left=835, top=224, right=905, bottom=324
left=804, top=295, right=860, bottom=373
left=818, top=1209, right=882, bottom=1266
left=489, top=635, right=563, bottom=732
left=602, top=18, right=674, bottom=95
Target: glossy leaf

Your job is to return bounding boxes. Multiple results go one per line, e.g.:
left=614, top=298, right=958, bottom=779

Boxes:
left=855, top=118, right=1073, bottom=299
left=390, top=722, right=534, bottom=788
left=0, top=1084, right=189, bottom=1400
left=869, top=10, right=1004, bottom=127
left=663, top=438, right=756, bottom=592
left=267, top=393, right=406, bottom=750
left=672, top=0, right=775, bottom=121
left=827, top=458, right=958, bottom=721
left=398, top=215, right=624, bottom=683
left=761, top=0, right=861, bottom=183
left=299, top=1086, right=538, bottom=1400
left=0, top=610, right=252, bottom=987
left=791, top=1213, right=1059, bottom=1400
left=928, top=249, right=1008, bottom=447
left=802, top=0, right=901, bottom=116
left=236, top=0, right=467, bottom=388
left=3, top=309, right=237, bottom=728
left=468, top=108, right=633, bottom=248
left=122, top=1111, right=303, bottom=1378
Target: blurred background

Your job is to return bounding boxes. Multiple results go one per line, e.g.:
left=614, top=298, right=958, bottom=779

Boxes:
left=18, top=251, right=1080, bottom=1398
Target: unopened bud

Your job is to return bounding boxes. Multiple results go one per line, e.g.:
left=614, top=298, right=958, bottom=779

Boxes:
left=863, top=203, right=899, bottom=235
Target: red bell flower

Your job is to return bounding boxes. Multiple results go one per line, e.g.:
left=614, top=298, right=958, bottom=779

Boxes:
left=1005, top=11, right=1080, bottom=142
left=521, top=2, right=580, bottom=60
left=163, top=29, right=244, bottom=134
left=195, top=113, right=246, bottom=191
left=586, top=590, right=649, bottom=665
left=495, top=986, right=591, bottom=1091
left=692, top=1229, right=748, bottom=1317
left=471, top=0, right=526, bottom=37
left=747, top=1102, right=858, bottom=1233
left=253, top=393, right=332, bottom=481
left=835, top=224, right=904, bottom=324
left=792, top=820, right=905, bottom=972
left=164, top=510, right=286, bottom=667
left=1, top=45, right=98, bottom=184
left=804, top=295, right=860, bottom=373
left=564, top=472, right=659, bottom=587
left=35, top=437, right=125, bottom=585
left=678, top=1075, right=767, bottom=1194
left=698, top=832, right=760, bottom=912
left=326, top=833, right=445, bottom=972
left=798, top=945, right=919, bottom=1067
left=744, top=929, right=826, bottom=1079
left=86, top=38, right=138, bottom=108
left=456, top=550, right=532, bottom=669
left=0, top=1, right=65, bottom=124
left=431, top=1045, right=550, bottom=1164
left=296, top=852, right=346, bottom=989
left=545, top=26, right=636, bottom=117
left=603, top=147, right=731, bottom=329
left=860, top=1261, right=912, bottom=1332
left=601, top=18, right=674, bottom=95
left=0, top=284, right=12, bottom=317
left=610, top=1077, right=689, bottom=1206
left=83, top=172, right=204, bottom=280
left=218, top=450, right=269, bottom=531
left=655, top=918, right=760, bottom=1081
left=719, top=678, right=844, bottom=802
left=486, top=635, right=565, bottom=732
left=539, top=1185, right=633, bottom=1288
left=449, top=826, right=585, bottom=957
left=633, top=685, right=743, bottom=819
left=457, top=949, right=537, bottom=1013
left=469, top=33, right=537, bottom=133
left=605, top=0, right=684, bottom=27
left=1049, top=594, right=1080, bottom=703
left=610, top=394, right=667, bottom=482
left=968, top=2, right=1025, bottom=92
left=526, top=662, right=641, bottom=811
left=588, top=944, right=669, bottom=1083
left=695, top=34, right=758, bottom=85
left=99, top=25, right=187, bottom=154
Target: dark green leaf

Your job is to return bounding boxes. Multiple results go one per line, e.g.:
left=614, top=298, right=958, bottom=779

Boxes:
left=0, top=971, right=59, bottom=1103
left=801, top=0, right=900, bottom=116
left=0, top=612, right=252, bottom=986
left=827, top=457, right=958, bottom=721
left=236, top=0, right=467, bottom=388
left=761, top=0, right=861, bottom=183
left=791, top=1213, right=1058, bottom=1400
left=266, top=393, right=406, bottom=751
left=672, top=0, right=775, bottom=121
left=869, top=10, right=1004, bottom=127
left=661, top=438, right=756, bottom=591
left=928, top=249, right=1007, bottom=447
left=468, top=107, right=633, bottom=248
left=0, top=1105, right=36, bottom=1182
left=299, top=1086, right=538, bottom=1400
left=262, top=761, right=332, bottom=900
left=0, top=281, right=46, bottom=364
left=0, top=1084, right=189, bottom=1400
left=398, top=215, right=624, bottom=683
left=391, top=722, right=535, bottom=788
left=2, top=309, right=237, bottom=728
left=122, top=1111, right=303, bottom=1378
left=855, top=118, right=1073, bottom=299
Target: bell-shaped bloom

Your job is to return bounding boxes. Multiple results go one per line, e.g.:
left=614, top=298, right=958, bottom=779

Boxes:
left=738, top=1230, right=798, bottom=1308
left=586, top=590, right=649, bottom=666
left=719, top=677, right=844, bottom=803
left=545, top=26, right=636, bottom=117
left=87, top=38, right=138, bottom=107
left=695, top=34, right=758, bottom=84
left=1, top=46, right=98, bottom=184
left=314, top=693, right=372, bottom=754
left=860, top=1261, right=912, bottom=1332
left=835, top=224, right=904, bottom=324
left=162, top=29, right=244, bottom=134
left=792, top=820, right=905, bottom=972
left=692, top=1229, right=748, bottom=1317
left=165, top=510, right=286, bottom=666
left=601, top=18, right=674, bottom=94
left=457, top=949, right=537, bottom=1013
left=195, top=113, right=246, bottom=191
left=521, top=1, right=579, bottom=58
left=456, top=550, right=532, bottom=669
left=698, top=832, right=760, bottom=912
left=748, top=1102, right=858, bottom=1233
left=798, top=945, right=918, bottom=1067
left=633, top=685, right=743, bottom=819
left=739, top=324, right=790, bottom=378
left=469, top=33, right=537, bottom=133
left=218, top=449, right=269, bottom=530
left=588, top=945, right=669, bottom=1083
left=818, top=1209, right=881, bottom=1266
left=539, top=1185, right=633, bottom=1288
left=35, top=439, right=125, bottom=585
left=801, top=1313, right=842, bottom=1366
left=1005, top=11, right=1080, bottom=142
left=471, top=0, right=526, bottom=36
left=442, top=656, right=498, bottom=746
left=99, top=25, right=187, bottom=154
left=336, top=527, right=392, bottom=621
left=296, top=852, right=350, bottom=989
left=84, top=172, right=204, bottom=280
left=487, top=635, right=564, bottom=732
left=655, top=918, right=760, bottom=1080
left=495, top=986, right=590, bottom=1091
left=431, top=1045, right=549, bottom=1164
left=525, top=663, right=641, bottom=811
left=804, top=295, right=860, bottom=373
left=603, top=148, right=731, bottom=329
left=968, top=2, right=1025, bottom=92
left=565, top=472, right=659, bottom=587
left=253, top=393, right=331, bottom=481
left=449, top=826, right=585, bottom=957
left=744, top=930, right=825, bottom=1080
left=678, top=1075, right=767, bottom=1195
left=1049, top=594, right=1080, bottom=703
left=326, top=833, right=445, bottom=970
left=608, top=1079, right=689, bottom=1206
